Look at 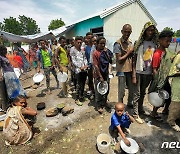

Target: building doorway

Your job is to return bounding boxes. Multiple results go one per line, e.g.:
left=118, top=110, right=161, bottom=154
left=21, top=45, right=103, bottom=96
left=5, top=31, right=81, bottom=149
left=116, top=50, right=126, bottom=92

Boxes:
left=91, top=27, right=103, bottom=36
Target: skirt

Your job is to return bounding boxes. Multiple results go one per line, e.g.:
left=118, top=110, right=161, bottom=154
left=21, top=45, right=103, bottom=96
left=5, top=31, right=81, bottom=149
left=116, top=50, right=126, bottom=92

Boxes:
left=3, top=72, right=26, bottom=99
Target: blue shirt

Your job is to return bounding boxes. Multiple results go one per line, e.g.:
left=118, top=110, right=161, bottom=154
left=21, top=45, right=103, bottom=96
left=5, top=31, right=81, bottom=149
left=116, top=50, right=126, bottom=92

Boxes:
left=85, top=45, right=92, bottom=67
left=110, top=112, right=131, bottom=130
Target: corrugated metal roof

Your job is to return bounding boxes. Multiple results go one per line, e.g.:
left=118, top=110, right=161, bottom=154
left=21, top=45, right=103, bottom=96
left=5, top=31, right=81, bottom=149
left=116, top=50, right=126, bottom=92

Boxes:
left=51, top=25, right=74, bottom=37
left=100, top=0, right=135, bottom=18
left=136, top=0, right=157, bottom=25
left=66, top=0, right=157, bottom=27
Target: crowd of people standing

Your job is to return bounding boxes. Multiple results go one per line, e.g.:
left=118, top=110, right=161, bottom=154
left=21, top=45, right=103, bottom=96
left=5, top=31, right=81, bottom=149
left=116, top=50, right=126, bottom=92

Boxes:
left=0, top=21, right=180, bottom=145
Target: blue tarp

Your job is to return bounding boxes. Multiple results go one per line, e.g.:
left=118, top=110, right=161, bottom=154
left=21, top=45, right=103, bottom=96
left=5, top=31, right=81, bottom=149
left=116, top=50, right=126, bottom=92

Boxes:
left=172, top=38, right=180, bottom=43
left=176, top=38, right=180, bottom=43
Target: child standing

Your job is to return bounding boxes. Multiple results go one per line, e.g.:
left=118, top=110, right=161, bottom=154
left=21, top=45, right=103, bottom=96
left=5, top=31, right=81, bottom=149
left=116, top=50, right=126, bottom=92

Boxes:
left=150, top=30, right=174, bottom=118
left=109, top=102, right=134, bottom=146
left=3, top=95, right=37, bottom=145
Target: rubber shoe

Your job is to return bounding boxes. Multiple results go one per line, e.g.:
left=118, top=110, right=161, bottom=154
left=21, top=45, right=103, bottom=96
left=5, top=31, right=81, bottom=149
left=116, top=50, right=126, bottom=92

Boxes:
left=124, top=128, right=131, bottom=134
left=87, top=90, right=92, bottom=95
left=172, top=125, right=180, bottom=132
left=134, top=116, right=144, bottom=124
left=75, top=100, right=83, bottom=106
left=97, top=107, right=104, bottom=114
left=66, top=93, right=72, bottom=98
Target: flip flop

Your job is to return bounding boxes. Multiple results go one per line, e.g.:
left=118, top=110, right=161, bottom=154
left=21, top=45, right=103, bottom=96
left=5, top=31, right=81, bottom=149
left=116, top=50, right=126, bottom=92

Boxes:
left=162, top=110, right=169, bottom=115
left=150, top=112, right=161, bottom=119
left=172, top=125, right=180, bottom=132
left=75, top=100, right=83, bottom=106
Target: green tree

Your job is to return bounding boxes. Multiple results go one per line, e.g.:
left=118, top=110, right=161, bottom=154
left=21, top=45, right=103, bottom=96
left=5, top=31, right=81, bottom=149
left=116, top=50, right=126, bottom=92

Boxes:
left=19, top=15, right=40, bottom=35
left=48, top=18, right=65, bottom=31
left=175, top=30, right=180, bottom=37
left=163, top=27, right=176, bottom=37
left=163, top=27, right=173, bottom=31
left=2, top=17, right=22, bottom=35
left=0, top=15, right=40, bottom=35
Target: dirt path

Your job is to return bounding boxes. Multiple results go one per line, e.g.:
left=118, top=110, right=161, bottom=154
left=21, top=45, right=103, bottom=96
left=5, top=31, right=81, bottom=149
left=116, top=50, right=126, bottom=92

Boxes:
left=0, top=70, right=180, bottom=154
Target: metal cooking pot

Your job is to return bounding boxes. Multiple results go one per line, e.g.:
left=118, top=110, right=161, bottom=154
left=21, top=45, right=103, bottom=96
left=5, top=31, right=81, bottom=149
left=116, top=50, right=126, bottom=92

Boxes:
left=148, top=90, right=169, bottom=107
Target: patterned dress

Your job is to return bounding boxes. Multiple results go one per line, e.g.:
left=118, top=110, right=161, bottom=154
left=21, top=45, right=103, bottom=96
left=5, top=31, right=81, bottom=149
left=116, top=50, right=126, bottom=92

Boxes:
left=0, top=55, right=26, bottom=100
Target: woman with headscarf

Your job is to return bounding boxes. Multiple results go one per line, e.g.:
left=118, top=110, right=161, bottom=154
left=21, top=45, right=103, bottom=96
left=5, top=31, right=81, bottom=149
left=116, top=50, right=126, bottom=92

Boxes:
left=132, top=21, right=159, bottom=124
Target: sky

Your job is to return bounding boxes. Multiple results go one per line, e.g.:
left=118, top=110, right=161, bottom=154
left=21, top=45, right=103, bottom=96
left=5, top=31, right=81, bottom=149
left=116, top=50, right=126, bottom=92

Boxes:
left=0, top=0, right=179, bottom=33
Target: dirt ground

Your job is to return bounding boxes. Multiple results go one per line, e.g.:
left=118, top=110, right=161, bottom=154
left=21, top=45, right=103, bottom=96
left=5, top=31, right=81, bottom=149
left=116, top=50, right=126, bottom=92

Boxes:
left=0, top=70, right=180, bottom=154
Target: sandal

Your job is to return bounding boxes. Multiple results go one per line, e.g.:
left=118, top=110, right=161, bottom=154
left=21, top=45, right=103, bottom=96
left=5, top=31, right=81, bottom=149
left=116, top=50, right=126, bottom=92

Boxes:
left=150, top=112, right=161, bottom=119
left=97, top=107, right=104, bottom=114
left=75, top=100, right=83, bottom=106
left=162, top=109, right=169, bottom=115
left=139, top=110, right=146, bottom=115
left=172, top=125, right=180, bottom=132
left=134, top=116, right=144, bottom=124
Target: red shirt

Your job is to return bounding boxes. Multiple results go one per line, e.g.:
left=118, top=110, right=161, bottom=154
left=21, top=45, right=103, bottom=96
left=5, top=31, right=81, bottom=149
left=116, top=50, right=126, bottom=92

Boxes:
left=152, top=49, right=164, bottom=70
left=14, top=55, right=23, bottom=68
left=93, top=50, right=101, bottom=78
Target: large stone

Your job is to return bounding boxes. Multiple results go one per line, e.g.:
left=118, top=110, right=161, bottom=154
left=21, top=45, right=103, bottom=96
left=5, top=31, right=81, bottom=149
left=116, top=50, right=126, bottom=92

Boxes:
left=61, top=106, right=74, bottom=116
left=32, top=84, right=38, bottom=89
left=46, top=107, right=59, bottom=117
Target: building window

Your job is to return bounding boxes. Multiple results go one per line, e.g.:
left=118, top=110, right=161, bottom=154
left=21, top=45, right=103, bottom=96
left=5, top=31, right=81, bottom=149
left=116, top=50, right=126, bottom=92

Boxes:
left=91, top=27, right=103, bottom=36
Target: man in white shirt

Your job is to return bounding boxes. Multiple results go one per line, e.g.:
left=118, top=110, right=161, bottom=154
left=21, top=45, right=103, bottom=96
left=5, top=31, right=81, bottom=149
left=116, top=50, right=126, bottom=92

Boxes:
left=70, top=36, right=88, bottom=105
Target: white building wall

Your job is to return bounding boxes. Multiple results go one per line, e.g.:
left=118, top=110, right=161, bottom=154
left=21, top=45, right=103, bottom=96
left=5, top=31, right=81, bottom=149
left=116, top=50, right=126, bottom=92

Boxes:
left=104, top=2, right=154, bottom=51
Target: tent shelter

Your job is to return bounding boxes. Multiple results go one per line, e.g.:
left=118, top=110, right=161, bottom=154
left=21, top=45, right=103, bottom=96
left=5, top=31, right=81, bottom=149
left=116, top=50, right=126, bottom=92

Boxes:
left=0, top=31, right=32, bottom=43
left=0, top=31, right=55, bottom=43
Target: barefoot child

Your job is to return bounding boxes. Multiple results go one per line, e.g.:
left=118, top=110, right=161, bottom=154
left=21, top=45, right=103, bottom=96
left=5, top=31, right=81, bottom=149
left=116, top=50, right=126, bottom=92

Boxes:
left=3, top=95, right=37, bottom=145
left=109, top=102, right=135, bottom=146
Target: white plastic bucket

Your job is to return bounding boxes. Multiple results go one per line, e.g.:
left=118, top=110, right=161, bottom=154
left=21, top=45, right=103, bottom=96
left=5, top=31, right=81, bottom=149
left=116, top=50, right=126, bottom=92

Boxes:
left=96, top=133, right=111, bottom=153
